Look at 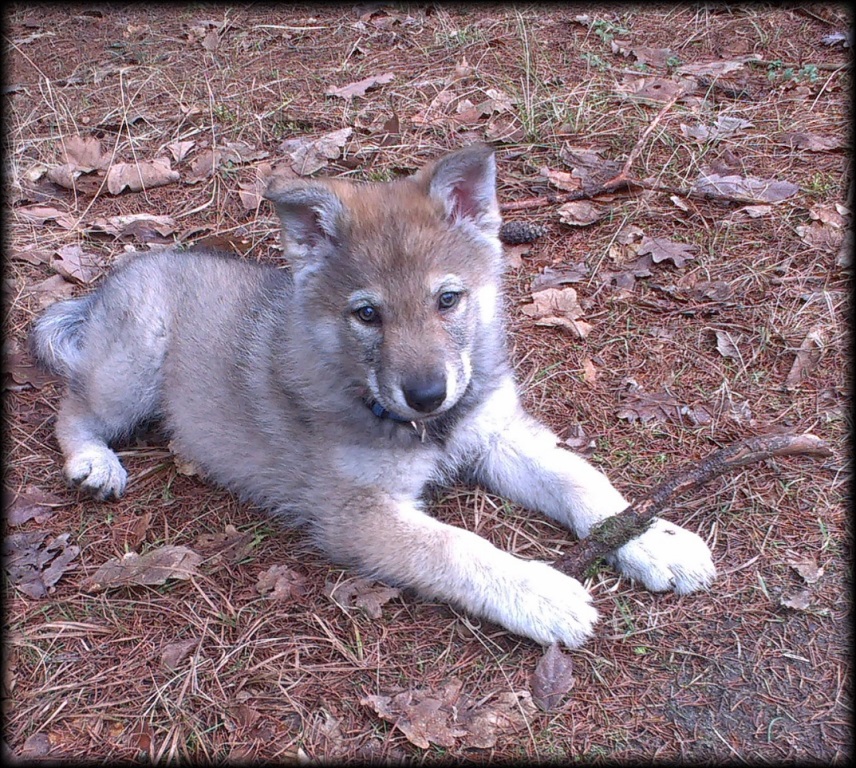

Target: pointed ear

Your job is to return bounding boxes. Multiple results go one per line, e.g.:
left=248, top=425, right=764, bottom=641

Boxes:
left=422, top=144, right=501, bottom=237
left=263, top=179, right=347, bottom=262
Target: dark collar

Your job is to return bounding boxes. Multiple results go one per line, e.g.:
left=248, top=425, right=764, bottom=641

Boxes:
left=366, top=399, right=412, bottom=424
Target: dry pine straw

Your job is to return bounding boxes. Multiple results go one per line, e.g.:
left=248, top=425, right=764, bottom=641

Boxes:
left=3, top=4, right=851, bottom=763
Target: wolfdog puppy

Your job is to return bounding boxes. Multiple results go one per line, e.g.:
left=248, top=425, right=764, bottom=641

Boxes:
left=29, top=145, right=715, bottom=647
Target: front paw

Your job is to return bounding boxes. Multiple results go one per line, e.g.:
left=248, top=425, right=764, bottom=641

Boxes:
left=64, top=448, right=127, bottom=501
left=608, top=518, right=715, bottom=594
left=487, top=561, right=599, bottom=648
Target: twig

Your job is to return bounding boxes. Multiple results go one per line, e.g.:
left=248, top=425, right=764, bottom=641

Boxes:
left=615, top=93, right=681, bottom=184
left=501, top=92, right=777, bottom=212
left=500, top=95, right=679, bottom=214
left=554, top=434, right=833, bottom=581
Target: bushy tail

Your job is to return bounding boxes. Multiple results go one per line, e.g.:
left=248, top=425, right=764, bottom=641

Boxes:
left=28, top=295, right=93, bottom=378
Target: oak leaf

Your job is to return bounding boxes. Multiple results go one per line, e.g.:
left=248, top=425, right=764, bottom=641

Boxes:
left=520, top=287, right=593, bottom=338
left=51, top=244, right=102, bottom=284
left=256, top=565, right=308, bottom=601
left=325, top=576, right=400, bottom=619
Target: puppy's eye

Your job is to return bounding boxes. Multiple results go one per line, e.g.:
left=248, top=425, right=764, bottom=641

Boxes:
left=355, top=305, right=380, bottom=324
left=437, top=291, right=460, bottom=311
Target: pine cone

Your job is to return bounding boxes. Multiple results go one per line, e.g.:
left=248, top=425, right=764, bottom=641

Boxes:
left=499, top=220, right=547, bottom=245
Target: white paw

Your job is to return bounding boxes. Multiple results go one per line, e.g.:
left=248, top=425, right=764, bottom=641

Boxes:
left=488, top=560, right=598, bottom=648
left=608, top=518, right=715, bottom=595
left=64, top=448, right=127, bottom=501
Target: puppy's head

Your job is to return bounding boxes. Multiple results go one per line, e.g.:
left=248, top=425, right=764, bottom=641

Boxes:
left=264, top=145, right=504, bottom=421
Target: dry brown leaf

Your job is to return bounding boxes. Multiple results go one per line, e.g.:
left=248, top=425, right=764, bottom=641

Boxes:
left=482, top=87, right=516, bottom=113
left=325, top=72, right=395, bottom=100
left=6, top=486, right=64, bottom=526
left=520, top=287, right=593, bottom=338
left=311, top=711, right=346, bottom=757
left=51, top=244, right=102, bottom=284
left=363, top=687, right=464, bottom=749
left=581, top=357, right=598, bottom=384
left=680, top=116, right=753, bottom=143
left=11, top=247, right=52, bottom=265
left=4, top=531, right=80, bottom=599
left=19, top=732, right=52, bottom=758
left=557, top=200, right=605, bottom=227
left=459, top=691, right=537, bottom=749
left=625, top=45, right=675, bottom=68
left=677, top=55, right=760, bottom=77
left=87, top=213, right=177, bottom=241
left=46, top=133, right=112, bottom=190
left=559, top=147, right=623, bottom=192
left=124, top=722, right=155, bottom=755
left=780, top=588, right=812, bottom=611
left=362, top=678, right=535, bottom=750
left=160, top=638, right=199, bottom=669
left=325, top=576, right=400, bottom=619
left=187, top=141, right=268, bottom=183
left=24, top=274, right=76, bottom=308
left=281, top=128, right=353, bottom=176
left=616, top=379, right=712, bottom=426
left=503, top=242, right=531, bottom=269
left=237, top=162, right=282, bottom=210
left=713, top=329, right=741, bottom=360
left=782, top=132, right=845, bottom=152
left=16, top=204, right=76, bottom=229
left=796, top=221, right=846, bottom=252
left=540, top=166, right=582, bottom=192
left=3, top=347, right=58, bottom=391
left=637, top=235, right=697, bottom=267
left=168, top=439, right=201, bottom=476
left=201, top=28, right=219, bottom=51
left=454, top=55, right=473, bottom=79
left=692, top=173, right=799, bottom=204
left=227, top=703, right=262, bottom=732
left=732, top=204, right=773, bottom=220
left=111, top=510, right=152, bottom=551
left=809, top=203, right=849, bottom=229
left=167, top=140, right=196, bottom=163
left=796, top=203, right=849, bottom=254
left=106, top=158, right=180, bottom=194
left=256, top=565, right=308, bottom=601
left=787, top=554, right=824, bottom=584
left=60, top=134, right=110, bottom=170
left=531, top=642, right=575, bottom=712
left=561, top=424, right=595, bottom=455
left=530, top=263, right=589, bottom=290
left=691, top=280, right=733, bottom=302
left=80, top=545, right=202, bottom=591
left=46, top=164, right=88, bottom=190
left=784, top=329, right=824, bottom=390
left=617, top=74, right=695, bottom=104
left=483, top=114, right=525, bottom=143
left=194, top=525, right=255, bottom=563
left=185, top=149, right=218, bottom=182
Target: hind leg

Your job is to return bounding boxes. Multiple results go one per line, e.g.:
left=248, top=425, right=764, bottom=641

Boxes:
left=54, top=352, right=163, bottom=501
left=55, top=391, right=133, bottom=500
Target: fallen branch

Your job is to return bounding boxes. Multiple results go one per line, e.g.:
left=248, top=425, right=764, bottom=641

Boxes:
left=499, top=92, right=759, bottom=213
left=555, top=433, right=833, bottom=581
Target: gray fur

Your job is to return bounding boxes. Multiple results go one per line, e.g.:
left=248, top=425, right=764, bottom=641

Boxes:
left=29, top=145, right=715, bottom=647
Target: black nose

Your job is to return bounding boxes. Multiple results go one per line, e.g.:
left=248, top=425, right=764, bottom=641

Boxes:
left=403, top=376, right=447, bottom=413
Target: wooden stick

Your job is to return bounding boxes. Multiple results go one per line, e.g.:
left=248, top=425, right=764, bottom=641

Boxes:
left=500, top=95, right=679, bottom=214
left=554, top=434, right=833, bottom=580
